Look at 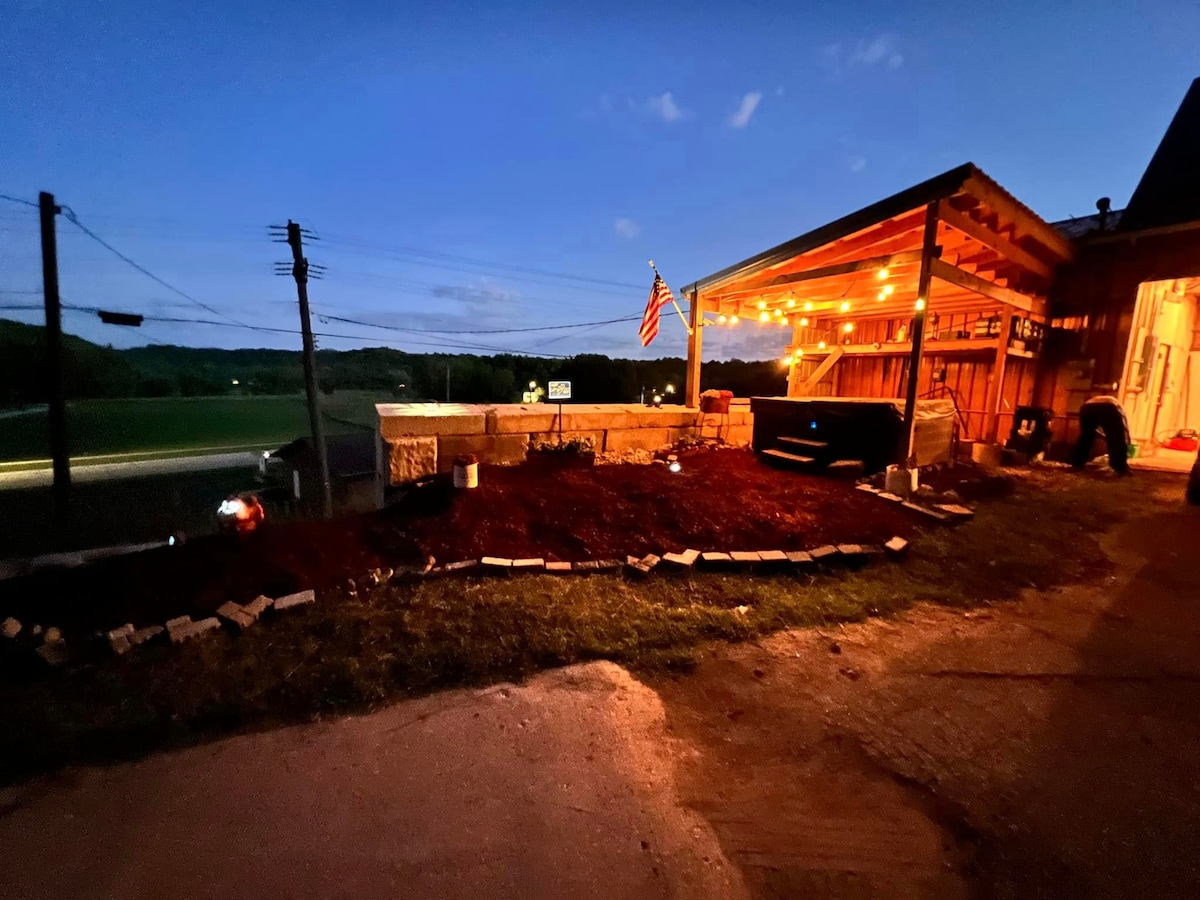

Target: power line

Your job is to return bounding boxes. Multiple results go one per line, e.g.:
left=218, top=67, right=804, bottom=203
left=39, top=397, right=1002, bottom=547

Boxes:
left=56, top=205, right=250, bottom=328
left=315, top=310, right=643, bottom=335
left=0, top=193, right=39, bottom=209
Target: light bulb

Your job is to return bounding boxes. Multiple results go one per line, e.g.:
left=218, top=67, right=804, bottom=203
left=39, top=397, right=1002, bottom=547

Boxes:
left=915, top=298, right=926, bottom=311
left=803, top=301, right=813, bottom=311
left=757, top=300, right=766, bottom=310
left=796, top=348, right=803, bottom=357
left=799, top=317, right=809, bottom=326
left=781, top=355, right=793, bottom=366
left=883, top=284, right=894, bottom=295
left=780, top=315, right=789, bottom=326
left=840, top=301, right=851, bottom=313
left=773, top=308, right=783, bottom=317
left=877, top=291, right=886, bottom=302
left=759, top=311, right=769, bottom=322
left=844, top=322, right=855, bottom=333
left=877, top=268, right=889, bottom=280
left=818, top=340, right=826, bottom=350
left=717, top=313, right=727, bottom=324
left=786, top=298, right=796, bottom=308
left=729, top=315, right=739, bottom=325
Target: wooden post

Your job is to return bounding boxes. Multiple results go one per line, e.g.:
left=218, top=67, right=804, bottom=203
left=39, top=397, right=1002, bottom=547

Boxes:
left=685, top=289, right=703, bottom=408
left=984, top=310, right=1014, bottom=442
left=39, top=191, right=70, bottom=534
left=901, top=202, right=941, bottom=465
left=787, top=314, right=804, bottom=396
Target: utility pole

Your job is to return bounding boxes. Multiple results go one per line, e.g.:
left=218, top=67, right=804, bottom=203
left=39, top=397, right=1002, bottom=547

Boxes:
left=39, top=191, right=70, bottom=533
left=446, top=364, right=450, bottom=402
left=278, top=220, right=332, bottom=519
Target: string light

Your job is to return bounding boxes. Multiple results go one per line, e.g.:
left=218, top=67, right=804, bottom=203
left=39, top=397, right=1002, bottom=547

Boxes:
left=795, top=348, right=803, bottom=357
left=818, top=340, right=826, bottom=350
left=780, top=315, right=789, bottom=326
left=877, top=268, right=889, bottom=280
left=799, top=317, right=809, bottom=326
left=786, top=298, right=796, bottom=308
left=773, top=308, right=783, bottom=318
left=883, top=284, right=894, bottom=296
left=803, top=301, right=814, bottom=311
left=840, top=301, right=851, bottom=313
left=781, top=354, right=793, bottom=366
left=915, top=298, right=926, bottom=311
left=729, top=315, right=739, bottom=325
left=757, top=300, right=766, bottom=310
left=759, top=311, right=769, bottom=323
left=876, top=291, right=886, bottom=301
left=843, top=322, right=855, bottom=333
left=717, top=313, right=727, bottom=324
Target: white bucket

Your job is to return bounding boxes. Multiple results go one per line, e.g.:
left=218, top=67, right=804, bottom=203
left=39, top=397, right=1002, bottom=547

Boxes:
left=453, top=462, right=479, bottom=489
left=884, top=464, right=918, bottom=497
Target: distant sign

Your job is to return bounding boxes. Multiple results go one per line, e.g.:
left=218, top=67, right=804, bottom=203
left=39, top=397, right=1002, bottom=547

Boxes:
left=548, top=381, right=572, bottom=401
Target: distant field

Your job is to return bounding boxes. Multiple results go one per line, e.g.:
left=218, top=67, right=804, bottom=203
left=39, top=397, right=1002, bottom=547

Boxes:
left=0, top=393, right=382, bottom=463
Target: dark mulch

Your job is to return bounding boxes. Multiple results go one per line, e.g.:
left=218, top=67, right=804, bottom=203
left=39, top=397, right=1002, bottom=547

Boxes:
left=0, top=448, right=916, bottom=636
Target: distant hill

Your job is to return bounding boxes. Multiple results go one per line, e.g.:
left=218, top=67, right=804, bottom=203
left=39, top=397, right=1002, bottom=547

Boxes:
left=0, top=319, right=785, bottom=405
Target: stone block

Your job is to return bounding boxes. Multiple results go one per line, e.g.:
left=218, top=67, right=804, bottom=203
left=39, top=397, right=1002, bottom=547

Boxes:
left=527, top=431, right=605, bottom=452
left=129, top=625, right=164, bottom=647
left=377, top=404, right=488, bottom=439
left=603, top=427, right=673, bottom=454
left=512, top=558, right=545, bottom=572
left=757, top=550, right=788, bottom=564
left=878, top=492, right=905, bottom=503
left=545, top=561, right=572, bottom=573
left=274, top=589, right=316, bottom=611
left=481, top=556, right=513, bottom=573
left=169, top=617, right=221, bottom=643
left=700, top=551, right=732, bottom=565
left=575, top=560, right=600, bottom=573
left=2, top=617, right=22, bottom=639
left=902, top=501, right=952, bottom=522
left=437, top=434, right=529, bottom=471
left=662, top=549, right=700, bottom=568
left=856, top=483, right=881, bottom=494
left=218, top=604, right=255, bottom=631
left=216, top=601, right=244, bottom=621
left=809, top=545, right=840, bottom=562
left=37, top=641, right=69, bottom=667
left=243, top=595, right=274, bottom=619
left=43, top=626, right=63, bottom=644
left=729, top=551, right=762, bottom=564
left=107, top=623, right=135, bottom=641
left=884, top=536, right=909, bottom=556
left=444, top=560, right=480, bottom=574
left=165, top=615, right=192, bottom=630
left=385, top=435, right=438, bottom=486
left=785, top=550, right=813, bottom=566
left=934, top=503, right=975, bottom=519
left=110, top=635, right=132, bottom=655
left=594, top=559, right=623, bottom=573
left=836, top=544, right=869, bottom=563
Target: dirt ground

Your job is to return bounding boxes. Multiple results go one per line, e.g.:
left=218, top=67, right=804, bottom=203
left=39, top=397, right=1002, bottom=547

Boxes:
left=1, top=472, right=1197, bottom=897
left=0, top=449, right=915, bottom=634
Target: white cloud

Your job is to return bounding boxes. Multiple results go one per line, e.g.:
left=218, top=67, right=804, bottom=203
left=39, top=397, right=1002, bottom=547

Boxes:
left=613, top=217, right=641, bottom=240
left=727, top=91, right=762, bottom=129
left=849, top=155, right=867, bottom=173
left=824, top=34, right=903, bottom=71
left=645, top=91, right=685, bottom=123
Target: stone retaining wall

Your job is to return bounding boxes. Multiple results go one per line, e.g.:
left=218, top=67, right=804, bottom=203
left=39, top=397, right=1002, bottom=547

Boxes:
left=378, top=401, right=754, bottom=489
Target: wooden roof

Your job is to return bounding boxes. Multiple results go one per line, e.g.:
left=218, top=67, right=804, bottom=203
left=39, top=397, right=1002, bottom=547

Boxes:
left=680, top=163, right=1073, bottom=323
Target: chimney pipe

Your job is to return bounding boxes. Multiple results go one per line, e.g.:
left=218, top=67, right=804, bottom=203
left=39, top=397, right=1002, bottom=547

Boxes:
left=1096, top=196, right=1112, bottom=232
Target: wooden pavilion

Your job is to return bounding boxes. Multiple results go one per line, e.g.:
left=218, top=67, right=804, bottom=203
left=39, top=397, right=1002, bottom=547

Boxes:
left=679, top=164, right=1075, bottom=446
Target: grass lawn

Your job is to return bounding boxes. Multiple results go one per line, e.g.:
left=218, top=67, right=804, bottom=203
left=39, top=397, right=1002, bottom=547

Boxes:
left=0, top=468, right=1135, bottom=784
left=0, top=392, right=381, bottom=463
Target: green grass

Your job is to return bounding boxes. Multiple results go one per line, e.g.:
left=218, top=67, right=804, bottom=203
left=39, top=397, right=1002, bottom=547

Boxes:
left=0, top=392, right=382, bottom=463
left=0, top=470, right=1131, bottom=783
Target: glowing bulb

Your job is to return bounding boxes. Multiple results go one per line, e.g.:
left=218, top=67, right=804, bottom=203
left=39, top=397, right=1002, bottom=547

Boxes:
left=781, top=355, right=794, bottom=366
left=883, top=284, right=894, bottom=295
left=668, top=461, right=682, bottom=473
left=529, top=380, right=537, bottom=390
left=795, top=348, right=803, bottom=357
left=757, top=300, right=766, bottom=310
left=729, top=315, right=739, bottom=325
left=818, top=340, right=827, bottom=350
left=780, top=315, right=789, bottom=326
left=877, top=291, right=886, bottom=302
left=759, top=311, right=769, bottom=322
left=799, top=317, right=809, bottom=326
left=803, top=301, right=814, bottom=311
left=773, top=308, right=783, bottom=318
left=915, top=298, right=926, bottom=311
left=844, top=322, right=855, bottom=333
left=877, top=268, right=889, bottom=280
left=786, top=298, right=796, bottom=308
left=840, top=301, right=851, bottom=313
left=717, top=313, right=727, bottom=324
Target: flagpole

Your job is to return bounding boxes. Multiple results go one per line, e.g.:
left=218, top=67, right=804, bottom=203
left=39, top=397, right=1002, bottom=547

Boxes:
left=648, top=259, right=693, bottom=335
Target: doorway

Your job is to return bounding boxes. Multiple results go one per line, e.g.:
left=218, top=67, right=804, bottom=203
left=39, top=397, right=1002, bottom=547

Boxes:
left=1119, top=278, right=1200, bottom=471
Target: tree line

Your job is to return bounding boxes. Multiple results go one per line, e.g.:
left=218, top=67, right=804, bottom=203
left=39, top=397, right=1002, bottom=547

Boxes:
left=0, top=319, right=788, bottom=406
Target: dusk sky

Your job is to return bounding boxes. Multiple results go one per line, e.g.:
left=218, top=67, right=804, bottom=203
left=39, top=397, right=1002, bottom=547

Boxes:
left=1, top=1, right=1198, bottom=361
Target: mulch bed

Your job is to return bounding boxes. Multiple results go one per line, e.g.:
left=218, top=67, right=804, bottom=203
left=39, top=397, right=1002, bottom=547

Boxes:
left=0, top=448, right=917, bottom=636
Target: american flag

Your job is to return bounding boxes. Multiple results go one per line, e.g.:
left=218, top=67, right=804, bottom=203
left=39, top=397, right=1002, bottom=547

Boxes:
left=639, top=273, right=675, bottom=346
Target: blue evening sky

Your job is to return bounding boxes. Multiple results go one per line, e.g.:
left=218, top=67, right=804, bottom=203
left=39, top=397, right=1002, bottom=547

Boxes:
left=1, top=1, right=1197, bottom=361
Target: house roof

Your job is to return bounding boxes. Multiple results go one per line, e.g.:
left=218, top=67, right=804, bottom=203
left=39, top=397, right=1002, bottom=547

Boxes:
left=680, top=163, right=1072, bottom=300
left=273, top=431, right=376, bottom=479
left=1120, top=77, right=1200, bottom=232
left=1053, top=208, right=1125, bottom=240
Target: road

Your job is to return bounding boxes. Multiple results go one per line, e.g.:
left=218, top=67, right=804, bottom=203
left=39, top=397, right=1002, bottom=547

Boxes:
left=0, top=450, right=264, bottom=489
left=1, top=478, right=1198, bottom=897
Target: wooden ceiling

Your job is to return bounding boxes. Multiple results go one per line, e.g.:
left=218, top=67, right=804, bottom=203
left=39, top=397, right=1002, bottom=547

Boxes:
left=684, top=165, right=1074, bottom=324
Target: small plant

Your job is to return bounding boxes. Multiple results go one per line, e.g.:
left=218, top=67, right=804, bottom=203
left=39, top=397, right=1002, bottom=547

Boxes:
left=530, top=435, right=596, bottom=455
left=453, top=453, right=478, bottom=467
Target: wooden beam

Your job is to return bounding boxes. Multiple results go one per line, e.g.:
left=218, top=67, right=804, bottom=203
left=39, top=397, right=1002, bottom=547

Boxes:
left=960, top=174, right=1074, bottom=262
left=937, top=202, right=1055, bottom=279
left=903, top=203, right=940, bottom=465
left=796, top=338, right=999, bottom=357
left=983, top=311, right=1014, bottom=442
left=738, top=249, right=926, bottom=292
left=928, top=257, right=1042, bottom=315
left=796, top=346, right=844, bottom=395
left=685, top=289, right=703, bottom=408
